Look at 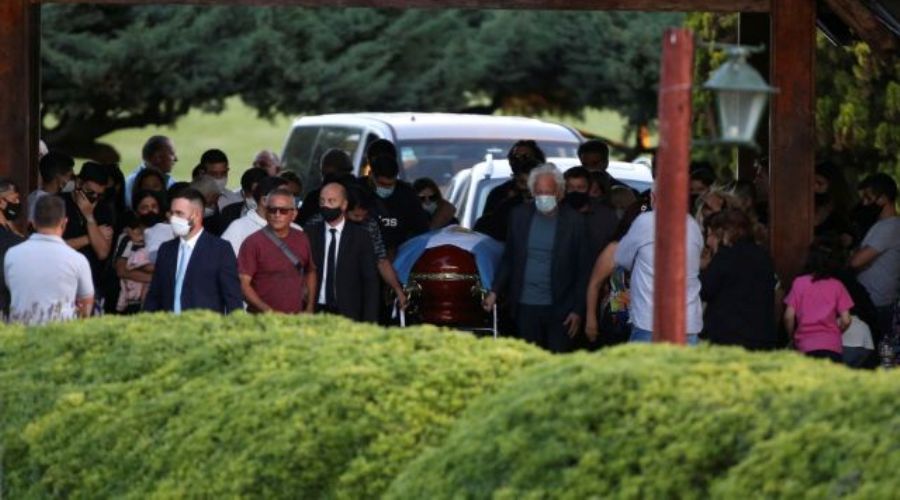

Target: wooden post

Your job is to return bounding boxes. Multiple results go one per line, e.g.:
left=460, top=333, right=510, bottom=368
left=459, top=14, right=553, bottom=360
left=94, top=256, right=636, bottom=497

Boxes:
left=0, top=0, right=39, bottom=197
left=770, top=0, right=816, bottom=285
left=653, top=28, right=693, bottom=344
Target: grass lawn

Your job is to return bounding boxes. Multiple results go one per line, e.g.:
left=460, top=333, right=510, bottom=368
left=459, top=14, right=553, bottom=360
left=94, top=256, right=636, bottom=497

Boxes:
left=96, top=98, right=635, bottom=190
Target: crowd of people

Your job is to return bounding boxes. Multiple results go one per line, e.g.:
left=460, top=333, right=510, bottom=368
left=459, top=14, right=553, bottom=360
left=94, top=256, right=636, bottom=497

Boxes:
left=1, top=134, right=898, bottom=367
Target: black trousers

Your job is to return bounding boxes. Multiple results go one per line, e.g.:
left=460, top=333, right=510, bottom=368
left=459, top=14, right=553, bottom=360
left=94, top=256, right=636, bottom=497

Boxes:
left=515, top=304, right=572, bottom=354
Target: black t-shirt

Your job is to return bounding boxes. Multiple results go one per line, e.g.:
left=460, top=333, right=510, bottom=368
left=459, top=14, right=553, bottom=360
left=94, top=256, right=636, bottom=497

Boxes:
left=61, top=192, right=114, bottom=287
left=368, top=179, right=429, bottom=252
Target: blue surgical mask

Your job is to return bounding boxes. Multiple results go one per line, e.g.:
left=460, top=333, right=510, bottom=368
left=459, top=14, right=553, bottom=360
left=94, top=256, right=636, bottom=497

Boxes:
left=376, top=185, right=395, bottom=199
left=535, top=195, right=557, bottom=214
left=375, top=186, right=394, bottom=198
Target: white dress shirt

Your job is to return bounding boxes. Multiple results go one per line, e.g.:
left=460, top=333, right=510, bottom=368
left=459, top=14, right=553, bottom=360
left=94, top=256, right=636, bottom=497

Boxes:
left=318, top=217, right=346, bottom=305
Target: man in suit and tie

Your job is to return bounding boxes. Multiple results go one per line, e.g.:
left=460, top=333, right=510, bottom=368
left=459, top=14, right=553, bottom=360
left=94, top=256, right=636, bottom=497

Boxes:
left=144, top=188, right=243, bottom=314
left=304, top=182, right=379, bottom=322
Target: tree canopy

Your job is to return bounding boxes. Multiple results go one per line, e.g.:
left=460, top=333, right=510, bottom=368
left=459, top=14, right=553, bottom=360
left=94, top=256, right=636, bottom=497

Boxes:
left=40, top=5, right=680, bottom=161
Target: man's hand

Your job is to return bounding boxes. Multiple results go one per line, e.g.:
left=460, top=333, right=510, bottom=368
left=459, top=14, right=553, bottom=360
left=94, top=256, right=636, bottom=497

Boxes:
left=73, top=190, right=96, bottom=217
left=394, top=287, right=409, bottom=310
left=584, top=317, right=599, bottom=342
left=563, top=313, right=582, bottom=338
left=482, top=291, right=497, bottom=312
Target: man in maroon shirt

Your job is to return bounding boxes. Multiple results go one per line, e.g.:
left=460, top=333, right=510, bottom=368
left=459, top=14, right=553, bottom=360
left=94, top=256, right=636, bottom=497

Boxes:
left=238, top=188, right=317, bottom=313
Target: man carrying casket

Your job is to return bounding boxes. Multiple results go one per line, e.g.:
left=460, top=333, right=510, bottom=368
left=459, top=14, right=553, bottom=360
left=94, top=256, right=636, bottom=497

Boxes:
left=483, top=164, right=591, bottom=353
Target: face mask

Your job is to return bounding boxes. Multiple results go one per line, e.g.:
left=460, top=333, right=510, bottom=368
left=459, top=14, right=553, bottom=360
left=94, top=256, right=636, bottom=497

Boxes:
left=564, top=192, right=590, bottom=210
left=321, top=206, right=343, bottom=223
left=535, top=195, right=557, bottom=214
left=213, top=178, right=228, bottom=193
left=203, top=207, right=215, bottom=218
left=814, top=192, right=831, bottom=207
left=2, top=202, right=20, bottom=220
left=376, top=186, right=395, bottom=199
left=170, top=215, right=192, bottom=238
left=853, top=203, right=881, bottom=227
left=510, top=155, right=539, bottom=176
left=245, top=198, right=258, bottom=212
left=61, top=179, right=75, bottom=193
left=423, top=201, right=438, bottom=215
left=81, top=190, right=100, bottom=204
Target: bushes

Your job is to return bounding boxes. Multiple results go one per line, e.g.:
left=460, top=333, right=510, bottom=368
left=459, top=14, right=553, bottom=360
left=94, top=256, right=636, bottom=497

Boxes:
left=387, top=344, right=900, bottom=499
left=0, top=312, right=547, bottom=498
left=4, top=316, right=899, bottom=499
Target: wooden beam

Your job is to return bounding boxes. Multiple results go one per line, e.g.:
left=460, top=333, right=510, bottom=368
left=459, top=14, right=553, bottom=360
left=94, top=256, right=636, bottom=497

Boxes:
left=0, top=0, right=39, bottom=198
left=823, top=0, right=897, bottom=55
left=769, top=0, right=815, bottom=285
left=29, top=0, right=770, bottom=13
left=653, top=28, right=693, bottom=345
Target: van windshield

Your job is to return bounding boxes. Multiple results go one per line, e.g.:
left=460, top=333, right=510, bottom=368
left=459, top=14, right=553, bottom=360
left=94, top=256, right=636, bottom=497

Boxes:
left=397, top=139, right=579, bottom=187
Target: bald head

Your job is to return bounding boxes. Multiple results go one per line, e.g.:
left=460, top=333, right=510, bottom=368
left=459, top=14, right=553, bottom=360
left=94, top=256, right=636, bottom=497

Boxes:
left=253, top=150, right=281, bottom=176
left=320, top=182, right=348, bottom=224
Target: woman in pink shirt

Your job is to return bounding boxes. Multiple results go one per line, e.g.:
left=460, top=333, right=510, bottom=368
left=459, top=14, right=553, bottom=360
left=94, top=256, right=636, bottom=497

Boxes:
left=784, top=239, right=854, bottom=362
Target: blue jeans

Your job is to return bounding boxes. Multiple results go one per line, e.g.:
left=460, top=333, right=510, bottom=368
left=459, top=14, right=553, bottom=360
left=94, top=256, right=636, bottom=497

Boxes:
left=629, top=326, right=698, bottom=346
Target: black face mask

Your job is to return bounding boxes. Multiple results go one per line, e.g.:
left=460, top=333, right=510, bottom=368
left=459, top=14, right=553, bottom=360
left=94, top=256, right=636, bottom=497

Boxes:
left=853, top=202, right=881, bottom=228
left=139, top=213, right=164, bottom=227
left=509, top=155, right=540, bottom=176
left=321, top=206, right=343, bottom=223
left=564, top=191, right=590, bottom=210
left=2, top=202, right=20, bottom=220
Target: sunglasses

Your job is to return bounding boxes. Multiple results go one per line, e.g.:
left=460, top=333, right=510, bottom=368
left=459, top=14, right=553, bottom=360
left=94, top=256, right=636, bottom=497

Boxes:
left=418, top=194, right=437, bottom=202
left=266, top=206, right=295, bottom=215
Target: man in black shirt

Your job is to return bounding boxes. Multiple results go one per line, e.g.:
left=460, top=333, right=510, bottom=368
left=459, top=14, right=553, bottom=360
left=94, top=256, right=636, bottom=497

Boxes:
left=296, top=148, right=355, bottom=225
left=367, top=155, right=429, bottom=258
left=0, top=179, right=24, bottom=315
left=62, top=162, right=114, bottom=292
left=482, top=140, right=545, bottom=217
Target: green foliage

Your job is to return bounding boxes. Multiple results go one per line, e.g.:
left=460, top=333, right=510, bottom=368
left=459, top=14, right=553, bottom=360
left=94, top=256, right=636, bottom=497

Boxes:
left=0, top=312, right=546, bottom=498
left=688, top=13, right=900, bottom=180
left=42, top=5, right=681, bottom=160
left=388, top=344, right=900, bottom=499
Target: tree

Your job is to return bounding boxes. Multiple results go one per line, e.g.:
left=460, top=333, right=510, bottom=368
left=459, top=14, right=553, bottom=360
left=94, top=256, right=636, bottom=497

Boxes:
left=41, top=6, right=682, bottom=161
left=41, top=5, right=260, bottom=161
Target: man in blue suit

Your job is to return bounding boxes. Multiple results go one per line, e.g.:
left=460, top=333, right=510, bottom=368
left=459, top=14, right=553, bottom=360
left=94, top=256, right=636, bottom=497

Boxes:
left=144, top=188, right=242, bottom=314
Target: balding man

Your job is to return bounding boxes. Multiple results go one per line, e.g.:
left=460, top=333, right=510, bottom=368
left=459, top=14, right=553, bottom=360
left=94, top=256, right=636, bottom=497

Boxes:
left=253, top=150, right=282, bottom=177
left=125, top=135, right=178, bottom=209
left=304, top=182, right=379, bottom=322
left=483, top=164, right=591, bottom=353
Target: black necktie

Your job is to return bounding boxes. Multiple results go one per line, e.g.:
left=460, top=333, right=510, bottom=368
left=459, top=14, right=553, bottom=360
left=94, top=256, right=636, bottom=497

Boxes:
left=325, top=227, right=337, bottom=307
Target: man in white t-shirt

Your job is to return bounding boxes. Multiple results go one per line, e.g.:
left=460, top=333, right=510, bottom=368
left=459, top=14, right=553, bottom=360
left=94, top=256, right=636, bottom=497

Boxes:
left=614, top=186, right=704, bottom=344
left=850, top=173, right=900, bottom=340
left=5, top=196, right=94, bottom=325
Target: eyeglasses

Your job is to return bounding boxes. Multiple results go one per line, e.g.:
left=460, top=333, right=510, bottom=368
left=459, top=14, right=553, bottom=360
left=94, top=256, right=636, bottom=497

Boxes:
left=266, top=206, right=295, bottom=215
left=418, top=194, right=437, bottom=202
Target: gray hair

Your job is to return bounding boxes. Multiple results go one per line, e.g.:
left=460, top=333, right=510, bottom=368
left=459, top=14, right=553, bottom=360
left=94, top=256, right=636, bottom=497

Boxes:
left=527, top=163, right=565, bottom=196
left=34, top=195, right=65, bottom=229
left=191, top=175, right=221, bottom=197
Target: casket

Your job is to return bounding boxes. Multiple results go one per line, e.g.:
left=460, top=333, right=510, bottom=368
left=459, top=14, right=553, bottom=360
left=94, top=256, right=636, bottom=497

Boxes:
left=408, top=245, right=486, bottom=326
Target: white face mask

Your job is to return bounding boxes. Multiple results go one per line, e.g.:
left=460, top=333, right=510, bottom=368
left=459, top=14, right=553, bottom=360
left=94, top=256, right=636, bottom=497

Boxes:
left=170, top=215, right=192, bottom=238
left=61, top=179, right=75, bottom=193
left=535, top=195, right=558, bottom=214
left=213, top=178, right=228, bottom=193
left=203, top=207, right=215, bottom=218
left=245, top=198, right=258, bottom=212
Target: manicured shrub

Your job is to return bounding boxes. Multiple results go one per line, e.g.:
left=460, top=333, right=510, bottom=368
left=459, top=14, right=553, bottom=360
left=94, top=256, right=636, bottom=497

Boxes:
left=387, top=344, right=900, bottom=499
left=0, top=312, right=547, bottom=498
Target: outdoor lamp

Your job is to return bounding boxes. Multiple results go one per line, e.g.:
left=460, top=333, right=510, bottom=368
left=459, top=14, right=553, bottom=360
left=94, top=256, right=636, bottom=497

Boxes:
left=703, top=45, right=777, bottom=148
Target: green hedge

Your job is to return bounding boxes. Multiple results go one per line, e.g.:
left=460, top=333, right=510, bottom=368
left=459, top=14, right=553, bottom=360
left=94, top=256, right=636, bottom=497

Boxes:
left=5, top=315, right=899, bottom=499
left=388, top=344, right=900, bottom=499
left=0, top=312, right=547, bottom=498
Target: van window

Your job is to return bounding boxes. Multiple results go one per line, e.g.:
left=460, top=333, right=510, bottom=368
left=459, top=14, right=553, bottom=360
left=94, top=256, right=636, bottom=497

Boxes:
left=305, top=127, right=364, bottom=192
left=283, top=126, right=320, bottom=191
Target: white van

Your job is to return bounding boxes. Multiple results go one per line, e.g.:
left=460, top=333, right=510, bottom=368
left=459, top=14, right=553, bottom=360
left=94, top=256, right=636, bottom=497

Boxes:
left=279, top=113, right=583, bottom=195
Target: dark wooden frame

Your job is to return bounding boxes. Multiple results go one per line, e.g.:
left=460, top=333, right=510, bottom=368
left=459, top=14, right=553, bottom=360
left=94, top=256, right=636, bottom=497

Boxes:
left=0, top=0, right=815, bottom=282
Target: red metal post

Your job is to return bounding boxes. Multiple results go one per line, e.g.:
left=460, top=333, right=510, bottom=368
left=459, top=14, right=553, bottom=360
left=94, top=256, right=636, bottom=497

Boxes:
left=653, top=28, right=694, bottom=344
